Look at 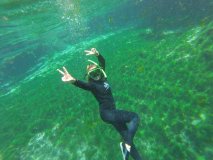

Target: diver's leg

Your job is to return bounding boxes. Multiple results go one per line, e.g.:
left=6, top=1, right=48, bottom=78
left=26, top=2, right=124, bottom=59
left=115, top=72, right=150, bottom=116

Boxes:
left=112, top=110, right=140, bottom=146
left=100, top=109, right=141, bottom=159
left=130, top=143, right=143, bottom=160
left=112, top=122, right=130, bottom=160
left=127, top=113, right=140, bottom=145
left=112, top=111, right=142, bottom=160
left=112, top=122, right=128, bottom=143
left=112, top=122, right=142, bottom=160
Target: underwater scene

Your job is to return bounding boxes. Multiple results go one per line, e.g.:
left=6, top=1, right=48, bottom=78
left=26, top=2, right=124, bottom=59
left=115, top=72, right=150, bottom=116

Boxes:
left=0, top=0, right=213, bottom=160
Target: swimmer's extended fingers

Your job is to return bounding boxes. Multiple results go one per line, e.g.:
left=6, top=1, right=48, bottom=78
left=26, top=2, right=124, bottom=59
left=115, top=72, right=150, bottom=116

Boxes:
left=57, top=69, right=65, bottom=75
left=84, top=50, right=91, bottom=53
left=63, top=66, right=69, bottom=74
left=84, top=50, right=93, bottom=55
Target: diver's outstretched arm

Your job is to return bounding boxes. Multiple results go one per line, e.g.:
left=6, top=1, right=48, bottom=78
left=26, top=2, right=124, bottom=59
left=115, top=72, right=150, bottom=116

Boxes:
left=97, top=53, right=105, bottom=70
left=84, top=48, right=105, bottom=70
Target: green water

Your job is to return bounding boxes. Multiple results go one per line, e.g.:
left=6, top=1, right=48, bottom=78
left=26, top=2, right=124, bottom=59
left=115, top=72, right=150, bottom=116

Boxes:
left=0, top=0, right=213, bottom=160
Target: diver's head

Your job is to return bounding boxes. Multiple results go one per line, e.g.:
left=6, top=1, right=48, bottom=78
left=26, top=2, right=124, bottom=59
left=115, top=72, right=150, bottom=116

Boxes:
left=87, top=64, right=96, bottom=72
left=86, top=64, right=102, bottom=81
left=86, top=60, right=107, bottom=81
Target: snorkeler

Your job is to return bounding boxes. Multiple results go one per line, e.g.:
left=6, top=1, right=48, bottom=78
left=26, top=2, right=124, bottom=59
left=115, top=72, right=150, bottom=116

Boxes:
left=57, top=48, right=142, bottom=160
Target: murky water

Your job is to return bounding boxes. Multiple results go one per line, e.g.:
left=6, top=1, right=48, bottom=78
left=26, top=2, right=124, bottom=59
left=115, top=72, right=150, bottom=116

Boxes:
left=0, top=0, right=212, bottom=160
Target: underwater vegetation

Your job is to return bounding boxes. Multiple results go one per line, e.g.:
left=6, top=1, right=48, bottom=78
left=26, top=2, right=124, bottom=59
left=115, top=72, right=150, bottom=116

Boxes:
left=0, top=21, right=212, bottom=160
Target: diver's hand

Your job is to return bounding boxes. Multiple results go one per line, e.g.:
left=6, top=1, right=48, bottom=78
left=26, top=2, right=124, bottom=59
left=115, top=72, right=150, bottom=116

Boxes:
left=57, top=67, right=76, bottom=83
left=84, top=48, right=99, bottom=56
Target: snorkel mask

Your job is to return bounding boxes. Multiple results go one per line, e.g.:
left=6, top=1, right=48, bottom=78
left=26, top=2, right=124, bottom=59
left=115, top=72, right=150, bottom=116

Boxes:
left=86, top=59, right=107, bottom=80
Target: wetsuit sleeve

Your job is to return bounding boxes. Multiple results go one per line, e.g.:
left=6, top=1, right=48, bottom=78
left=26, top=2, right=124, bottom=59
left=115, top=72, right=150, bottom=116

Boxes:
left=73, top=80, right=94, bottom=91
left=97, top=53, right=105, bottom=70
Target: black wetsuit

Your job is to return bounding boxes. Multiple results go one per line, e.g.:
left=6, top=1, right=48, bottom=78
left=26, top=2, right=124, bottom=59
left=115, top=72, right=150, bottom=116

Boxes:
left=74, top=54, right=142, bottom=160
